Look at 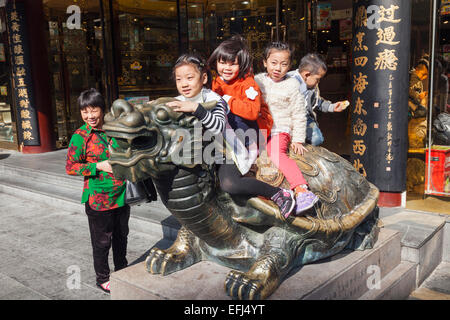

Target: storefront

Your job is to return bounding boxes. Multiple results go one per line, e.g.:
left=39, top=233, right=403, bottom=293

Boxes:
left=42, top=0, right=313, bottom=148
left=1, top=0, right=352, bottom=150
left=39, top=0, right=355, bottom=150
left=407, top=0, right=450, bottom=201
left=1, top=0, right=448, bottom=206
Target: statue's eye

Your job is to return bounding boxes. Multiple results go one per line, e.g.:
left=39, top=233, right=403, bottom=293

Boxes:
left=156, top=108, right=170, bottom=123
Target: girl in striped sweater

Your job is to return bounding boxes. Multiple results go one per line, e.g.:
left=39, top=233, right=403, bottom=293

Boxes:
left=167, top=52, right=295, bottom=218
left=166, top=53, right=227, bottom=136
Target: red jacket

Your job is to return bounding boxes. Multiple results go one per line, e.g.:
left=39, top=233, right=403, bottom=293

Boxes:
left=212, top=76, right=273, bottom=140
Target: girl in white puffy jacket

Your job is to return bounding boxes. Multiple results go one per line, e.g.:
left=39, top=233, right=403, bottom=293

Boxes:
left=255, top=42, right=319, bottom=217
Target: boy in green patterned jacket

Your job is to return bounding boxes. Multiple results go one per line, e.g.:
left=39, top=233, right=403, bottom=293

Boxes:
left=66, top=88, right=128, bottom=294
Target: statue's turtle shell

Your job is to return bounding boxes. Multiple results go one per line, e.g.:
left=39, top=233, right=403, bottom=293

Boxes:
left=252, top=145, right=379, bottom=235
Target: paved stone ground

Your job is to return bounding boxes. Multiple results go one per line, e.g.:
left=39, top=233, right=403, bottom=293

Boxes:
left=0, top=192, right=169, bottom=300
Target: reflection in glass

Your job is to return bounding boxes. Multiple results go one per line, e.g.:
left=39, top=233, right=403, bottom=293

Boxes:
left=112, top=0, right=179, bottom=100
left=0, top=8, right=14, bottom=143
left=43, top=0, right=103, bottom=148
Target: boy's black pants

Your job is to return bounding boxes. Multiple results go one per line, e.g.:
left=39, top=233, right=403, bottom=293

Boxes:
left=85, top=203, right=130, bottom=285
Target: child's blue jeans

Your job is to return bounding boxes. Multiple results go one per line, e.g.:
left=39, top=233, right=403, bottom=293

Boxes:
left=305, top=115, right=324, bottom=146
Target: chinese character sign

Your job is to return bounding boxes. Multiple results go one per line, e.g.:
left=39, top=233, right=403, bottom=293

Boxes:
left=351, top=0, right=410, bottom=192
left=6, top=1, right=40, bottom=146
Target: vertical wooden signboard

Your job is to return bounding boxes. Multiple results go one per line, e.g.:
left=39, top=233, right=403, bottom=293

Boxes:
left=6, top=0, right=41, bottom=146
left=351, top=0, right=411, bottom=192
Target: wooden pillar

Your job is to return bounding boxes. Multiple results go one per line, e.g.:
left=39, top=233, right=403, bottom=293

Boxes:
left=350, top=0, right=411, bottom=206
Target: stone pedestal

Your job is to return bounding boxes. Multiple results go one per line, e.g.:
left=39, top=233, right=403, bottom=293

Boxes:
left=110, top=228, right=409, bottom=300
left=111, top=261, right=231, bottom=300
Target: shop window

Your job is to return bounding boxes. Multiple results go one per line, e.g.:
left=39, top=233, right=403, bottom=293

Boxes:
left=0, top=7, right=16, bottom=146
left=308, top=0, right=353, bottom=157
left=43, top=0, right=103, bottom=148
left=182, top=0, right=276, bottom=73
left=111, top=0, right=179, bottom=102
left=184, top=1, right=309, bottom=74
left=425, top=1, right=450, bottom=197
left=407, top=0, right=450, bottom=198
left=282, top=0, right=309, bottom=67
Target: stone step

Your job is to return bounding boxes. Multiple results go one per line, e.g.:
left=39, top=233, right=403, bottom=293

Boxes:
left=0, top=169, right=179, bottom=241
left=0, top=162, right=83, bottom=190
left=381, top=210, right=446, bottom=287
left=409, top=287, right=450, bottom=300
left=0, top=173, right=82, bottom=213
left=408, top=261, right=450, bottom=300
left=110, top=227, right=402, bottom=300
left=358, top=261, right=417, bottom=300
left=443, top=221, right=450, bottom=263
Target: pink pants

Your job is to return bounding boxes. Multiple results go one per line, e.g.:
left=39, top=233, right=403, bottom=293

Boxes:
left=267, top=132, right=307, bottom=189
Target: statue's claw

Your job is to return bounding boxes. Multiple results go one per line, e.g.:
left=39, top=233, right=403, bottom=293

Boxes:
left=145, top=248, right=174, bottom=275
left=145, top=227, right=200, bottom=275
left=225, top=253, right=285, bottom=300
left=225, top=270, right=262, bottom=300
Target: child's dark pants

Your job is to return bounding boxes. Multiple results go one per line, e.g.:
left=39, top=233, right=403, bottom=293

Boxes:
left=85, top=203, right=130, bottom=285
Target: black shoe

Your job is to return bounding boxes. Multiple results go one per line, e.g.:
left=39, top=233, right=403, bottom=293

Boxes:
left=271, top=189, right=295, bottom=219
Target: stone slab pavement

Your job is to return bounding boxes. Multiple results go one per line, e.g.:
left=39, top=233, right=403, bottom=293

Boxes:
left=0, top=192, right=171, bottom=300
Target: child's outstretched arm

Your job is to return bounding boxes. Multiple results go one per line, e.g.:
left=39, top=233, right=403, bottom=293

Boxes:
left=316, top=93, right=348, bottom=113
left=333, top=100, right=350, bottom=112
left=166, top=100, right=226, bottom=135
left=315, top=92, right=334, bottom=113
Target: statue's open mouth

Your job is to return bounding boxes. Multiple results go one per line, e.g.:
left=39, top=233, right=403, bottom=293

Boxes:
left=116, top=131, right=158, bottom=153
left=103, top=125, right=163, bottom=167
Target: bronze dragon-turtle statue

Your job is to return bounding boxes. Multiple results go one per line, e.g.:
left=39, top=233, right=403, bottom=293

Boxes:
left=103, top=98, right=380, bottom=300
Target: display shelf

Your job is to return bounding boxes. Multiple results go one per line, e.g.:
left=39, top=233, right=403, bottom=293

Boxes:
left=408, top=148, right=426, bottom=154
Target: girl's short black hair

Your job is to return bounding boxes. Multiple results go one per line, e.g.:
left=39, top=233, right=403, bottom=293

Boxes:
left=298, top=53, right=328, bottom=75
left=173, top=52, right=212, bottom=88
left=77, top=88, right=105, bottom=112
left=263, top=41, right=294, bottom=62
left=207, top=35, right=252, bottom=79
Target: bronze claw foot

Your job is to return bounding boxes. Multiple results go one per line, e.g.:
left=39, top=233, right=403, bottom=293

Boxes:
left=145, top=227, right=200, bottom=276
left=225, top=254, right=283, bottom=300
left=225, top=270, right=263, bottom=300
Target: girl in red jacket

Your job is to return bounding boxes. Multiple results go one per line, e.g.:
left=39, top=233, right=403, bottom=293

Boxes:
left=208, top=35, right=273, bottom=143
left=207, top=35, right=295, bottom=218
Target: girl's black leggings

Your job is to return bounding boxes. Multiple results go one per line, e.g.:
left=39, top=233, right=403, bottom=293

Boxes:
left=218, top=163, right=279, bottom=199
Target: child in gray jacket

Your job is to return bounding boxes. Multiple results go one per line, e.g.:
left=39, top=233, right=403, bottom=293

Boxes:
left=288, top=53, right=349, bottom=146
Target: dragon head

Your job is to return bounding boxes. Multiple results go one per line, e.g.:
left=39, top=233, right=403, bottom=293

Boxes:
left=103, top=98, right=216, bottom=182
